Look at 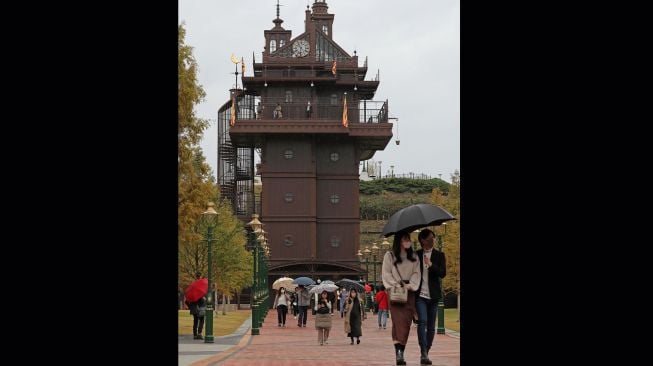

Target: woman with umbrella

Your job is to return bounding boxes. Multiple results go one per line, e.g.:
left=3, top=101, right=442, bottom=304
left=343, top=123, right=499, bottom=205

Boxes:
left=344, top=287, right=364, bottom=345
left=273, top=287, right=291, bottom=327
left=315, top=291, right=333, bottom=345
left=381, top=230, right=421, bottom=365
left=185, top=273, right=208, bottom=340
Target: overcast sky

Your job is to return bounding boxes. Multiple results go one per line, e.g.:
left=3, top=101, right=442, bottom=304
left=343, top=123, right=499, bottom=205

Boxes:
left=180, top=0, right=459, bottom=182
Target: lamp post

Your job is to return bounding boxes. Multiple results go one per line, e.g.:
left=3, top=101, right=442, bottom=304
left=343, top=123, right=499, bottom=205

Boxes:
left=412, top=229, right=421, bottom=252
left=381, top=238, right=391, bottom=254
left=256, top=231, right=270, bottom=326
left=362, top=246, right=371, bottom=282
left=201, top=202, right=218, bottom=343
left=370, top=242, right=380, bottom=286
left=247, top=214, right=263, bottom=335
left=356, top=249, right=369, bottom=283
left=436, top=223, right=448, bottom=334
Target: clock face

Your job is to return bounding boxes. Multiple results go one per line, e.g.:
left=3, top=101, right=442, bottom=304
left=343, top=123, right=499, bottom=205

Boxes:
left=292, top=39, right=310, bottom=57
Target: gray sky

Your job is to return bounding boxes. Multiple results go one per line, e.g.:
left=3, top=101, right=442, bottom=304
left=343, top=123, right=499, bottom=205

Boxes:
left=180, top=0, right=459, bottom=182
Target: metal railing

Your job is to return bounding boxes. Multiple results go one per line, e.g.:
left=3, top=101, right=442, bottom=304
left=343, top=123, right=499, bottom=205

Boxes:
left=248, top=97, right=388, bottom=123
left=258, top=69, right=372, bottom=80
left=382, top=173, right=436, bottom=180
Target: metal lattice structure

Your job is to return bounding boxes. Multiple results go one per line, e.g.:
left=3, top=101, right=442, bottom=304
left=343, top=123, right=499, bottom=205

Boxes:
left=218, top=92, right=258, bottom=217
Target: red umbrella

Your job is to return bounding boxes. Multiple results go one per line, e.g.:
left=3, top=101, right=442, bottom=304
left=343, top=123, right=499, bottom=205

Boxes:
left=185, top=278, right=208, bottom=302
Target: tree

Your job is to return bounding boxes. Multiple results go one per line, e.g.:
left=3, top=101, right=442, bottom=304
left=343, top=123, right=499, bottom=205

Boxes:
left=178, top=198, right=253, bottom=312
left=178, top=25, right=253, bottom=312
left=178, top=23, right=213, bottom=254
left=210, top=199, right=253, bottom=314
left=431, top=170, right=460, bottom=318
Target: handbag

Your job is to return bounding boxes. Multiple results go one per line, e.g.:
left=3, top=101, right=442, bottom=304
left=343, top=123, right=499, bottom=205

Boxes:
left=198, top=306, right=207, bottom=317
left=389, top=253, right=409, bottom=304
left=389, top=286, right=408, bottom=304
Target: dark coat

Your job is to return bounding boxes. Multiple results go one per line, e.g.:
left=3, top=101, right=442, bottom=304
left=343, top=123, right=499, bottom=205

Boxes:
left=415, top=248, right=446, bottom=301
left=187, top=297, right=206, bottom=316
left=344, top=297, right=364, bottom=337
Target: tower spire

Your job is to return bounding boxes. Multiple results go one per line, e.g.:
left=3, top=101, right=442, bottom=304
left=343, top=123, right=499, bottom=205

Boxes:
left=272, top=0, right=284, bottom=28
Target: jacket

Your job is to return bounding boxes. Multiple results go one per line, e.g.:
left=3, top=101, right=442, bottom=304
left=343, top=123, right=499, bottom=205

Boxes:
left=415, top=248, right=446, bottom=301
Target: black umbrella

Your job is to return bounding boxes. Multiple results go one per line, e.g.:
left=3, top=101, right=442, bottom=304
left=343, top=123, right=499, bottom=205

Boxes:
left=335, top=279, right=365, bottom=293
left=382, top=203, right=456, bottom=237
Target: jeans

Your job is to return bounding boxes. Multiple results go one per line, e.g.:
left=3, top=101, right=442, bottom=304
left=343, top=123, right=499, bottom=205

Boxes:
left=297, top=305, right=308, bottom=326
left=415, top=295, right=438, bottom=350
left=377, top=309, right=388, bottom=328
left=192, top=314, right=205, bottom=336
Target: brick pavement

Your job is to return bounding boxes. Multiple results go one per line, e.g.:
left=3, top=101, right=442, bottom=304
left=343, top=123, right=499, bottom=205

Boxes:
left=189, top=309, right=459, bottom=366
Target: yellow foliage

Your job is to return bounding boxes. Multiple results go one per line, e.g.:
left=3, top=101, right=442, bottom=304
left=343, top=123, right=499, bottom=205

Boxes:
left=431, top=170, right=460, bottom=295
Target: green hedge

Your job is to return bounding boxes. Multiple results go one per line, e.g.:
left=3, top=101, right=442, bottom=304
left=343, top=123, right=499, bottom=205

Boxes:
left=360, top=178, right=449, bottom=195
left=359, top=178, right=450, bottom=220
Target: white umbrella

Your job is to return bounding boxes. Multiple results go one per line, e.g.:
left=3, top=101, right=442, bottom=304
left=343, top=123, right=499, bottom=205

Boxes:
left=309, top=283, right=339, bottom=294
left=272, top=277, right=295, bottom=291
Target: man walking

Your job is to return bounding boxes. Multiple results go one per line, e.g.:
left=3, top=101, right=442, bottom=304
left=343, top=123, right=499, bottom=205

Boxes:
left=415, top=229, right=446, bottom=365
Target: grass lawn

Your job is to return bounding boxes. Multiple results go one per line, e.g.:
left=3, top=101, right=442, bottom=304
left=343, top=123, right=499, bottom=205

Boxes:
left=444, top=308, right=459, bottom=333
left=179, top=310, right=251, bottom=336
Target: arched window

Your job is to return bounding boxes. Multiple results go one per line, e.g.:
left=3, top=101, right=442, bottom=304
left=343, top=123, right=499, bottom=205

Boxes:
left=322, top=25, right=328, bottom=36
left=270, top=40, right=277, bottom=53
left=330, top=94, right=338, bottom=106
left=285, top=90, right=293, bottom=103
left=279, top=40, right=285, bottom=48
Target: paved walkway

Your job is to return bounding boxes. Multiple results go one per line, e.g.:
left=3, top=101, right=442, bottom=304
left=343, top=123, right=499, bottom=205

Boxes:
left=180, top=310, right=460, bottom=366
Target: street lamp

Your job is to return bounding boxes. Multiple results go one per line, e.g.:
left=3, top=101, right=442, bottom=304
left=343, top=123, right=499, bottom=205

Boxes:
left=201, top=202, right=218, bottom=343
left=370, top=242, right=380, bottom=286
left=381, top=238, right=391, bottom=251
left=356, top=249, right=366, bottom=282
left=247, top=214, right=263, bottom=335
left=436, top=223, right=448, bottom=334
left=363, top=246, right=371, bottom=283
left=412, top=229, right=421, bottom=251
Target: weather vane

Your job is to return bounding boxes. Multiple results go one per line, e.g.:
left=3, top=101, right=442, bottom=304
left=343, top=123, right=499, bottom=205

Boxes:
left=230, top=53, right=240, bottom=89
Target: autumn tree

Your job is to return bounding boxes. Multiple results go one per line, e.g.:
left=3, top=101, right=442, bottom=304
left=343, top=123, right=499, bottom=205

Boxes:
left=431, top=170, right=460, bottom=317
left=210, top=199, right=253, bottom=314
left=178, top=24, right=252, bottom=309
left=178, top=22, right=213, bottom=254
left=179, top=198, right=253, bottom=312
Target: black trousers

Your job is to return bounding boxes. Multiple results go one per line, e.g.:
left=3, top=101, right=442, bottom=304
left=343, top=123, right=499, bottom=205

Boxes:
left=277, top=304, right=288, bottom=325
left=193, top=314, right=205, bottom=336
